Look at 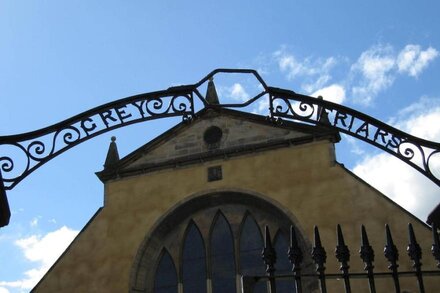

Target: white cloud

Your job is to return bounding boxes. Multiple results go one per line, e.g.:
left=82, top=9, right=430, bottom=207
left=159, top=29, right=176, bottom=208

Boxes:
left=344, top=135, right=365, bottom=156
left=352, top=97, right=440, bottom=220
left=355, top=45, right=395, bottom=82
left=351, top=44, right=396, bottom=105
left=390, top=96, right=440, bottom=140
left=0, top=226, right=78, bottom=291
left=273, top=44, right=437, bottom=106
left=397, top=108, right=440, bottom=141
left=275, top=52, right=311, bottom=78
left=302, top=75, right=331, bottom=94
left=274, top=48, right=337, bottom=93
left=397, top=45, right=439, bottom=77
left=351, top=44, right=438, bottom=105
left=353, top=153, right=439, bottom=219
left=0, top=287, right=10, bottom=293
left=311, top=84, right=346, bottom=104
left=255, top=99, right=269, bottom=114
left=228, top=83, right=249, bottom=101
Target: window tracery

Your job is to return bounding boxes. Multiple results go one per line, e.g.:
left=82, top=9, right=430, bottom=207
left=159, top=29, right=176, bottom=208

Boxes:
left=130, top=192, right=316, bottom=293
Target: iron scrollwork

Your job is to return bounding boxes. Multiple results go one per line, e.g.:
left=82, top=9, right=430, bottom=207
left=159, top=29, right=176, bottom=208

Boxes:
left=0, top=92, right=194, bottom=190
left=269, top=87, right=440, bottom=187
left=0, top=68, right=440, bottom=227
left=0, top=69, right=268, bottom=195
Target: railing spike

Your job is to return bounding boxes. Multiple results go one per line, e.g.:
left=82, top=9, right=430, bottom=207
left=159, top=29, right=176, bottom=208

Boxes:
left=336, top=225, right=350, bottom=263
left=288, top=226, right=303, bottom=293
left=384, top=224, right=399, bottom=263
left=335, top=224, right=351, bottom=293
left=314, top=226, right=324, bottom=249
left=360, top=225, right=376, bottom=293
left=246, top=223, right=440, bottom=293
left=262, top=226, right=276, bottom=293
left=262, top=226, right=276, bottom=272
left=407, top=223, right=422, bottom=262
left=289, top=226, right=303, bottom=265
left=337, top=224, right=345, bottom=245
left=432, top=222, right=440, bottom=269
left=361, top=225, right=371, bottom=250
left=385, top=225, right=395, bottom=248
left=361, top=225, right=372, bottom=249
left=312, top=226, right=327, bottom=293
left=384, top=224, right=400, bottom=293
left=407, top=223, right=425, bottom=293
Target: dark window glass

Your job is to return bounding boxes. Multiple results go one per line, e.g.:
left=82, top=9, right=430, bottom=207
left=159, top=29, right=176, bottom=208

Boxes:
left=182, top=222, right=207, bottom=293
left=211, top=212, right=236, bottom=293
left=274, top=232, right=296, bottom=292
left=152, top=208, right=299, bottom=293
left=240, top=214, right=266, bottom=293
left=154, top=250, right=178, bottom=293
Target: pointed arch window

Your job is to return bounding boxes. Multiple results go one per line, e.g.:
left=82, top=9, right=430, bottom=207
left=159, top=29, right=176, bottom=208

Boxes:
left=182, top=221, right=207, bottom=293
left=131, top=192, right=314, bottom=293
left=240, top=214, right=265, bottom=276
left=240, top=214, right=267, bottom=293
left=154, top=250, right=178, bottom=293
left=210, top=212, right=236, bottom=293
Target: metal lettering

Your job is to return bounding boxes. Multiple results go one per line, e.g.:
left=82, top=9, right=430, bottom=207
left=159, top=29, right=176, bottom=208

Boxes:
left=386, top=135, right=402, bottom=149
left=99, top=110, right=118, bottom=127
left=348, top=115, right=355, bottom=131
left=334, top=111, right=349, bottom=128
left=132, top=101, right=146, bottom=117
left=355, top=122, right=370, bottom=138
left=374, top=128, right=389, bottom=145
left=115, top=105, right=133, bottom=123
left=80, top=118, right=97, bottom=136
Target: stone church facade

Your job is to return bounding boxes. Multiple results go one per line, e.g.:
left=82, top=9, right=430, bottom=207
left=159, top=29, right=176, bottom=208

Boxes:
left=31, top=82, right=439, bottom=292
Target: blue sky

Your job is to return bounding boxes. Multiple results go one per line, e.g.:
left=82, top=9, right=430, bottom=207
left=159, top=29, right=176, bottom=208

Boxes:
left=1, top=1, right=440, bottom=292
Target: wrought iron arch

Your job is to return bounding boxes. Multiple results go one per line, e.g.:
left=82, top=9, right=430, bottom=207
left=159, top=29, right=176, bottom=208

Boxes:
left=1, top=68, right=440, bottom=226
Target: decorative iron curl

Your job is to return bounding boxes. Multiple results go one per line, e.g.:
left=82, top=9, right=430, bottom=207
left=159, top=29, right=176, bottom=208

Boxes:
left=171, top=95, right=192, bottom=113
left=272, top=97, right=292, bottom=115
left=272, top=96, right=317, bottom=122
left=145, top=97, right=166, bottom=115
left=0, top=143, right=31, bottom=185
left=400, top=142, right=416, bottom=160
left=59, top=126, right=81, bottom=145
left=0, top=91, right=195, bottom=190
left=297, top=101, right=316, bottom=119
left=27, top=140, right=48, bottom=161
left=0, top=156, right=14, bottom=173
left=397, top=141, right=427, bottom=172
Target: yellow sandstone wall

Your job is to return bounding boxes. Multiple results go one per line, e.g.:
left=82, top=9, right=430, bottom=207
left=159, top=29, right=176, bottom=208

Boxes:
left=33, top=140, right=439, bottom=292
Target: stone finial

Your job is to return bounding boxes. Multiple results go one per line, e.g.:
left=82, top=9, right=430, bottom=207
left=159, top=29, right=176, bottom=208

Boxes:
left=205, top=77, right=220, bottom=105
left=104, top=136, right=120, bottom=170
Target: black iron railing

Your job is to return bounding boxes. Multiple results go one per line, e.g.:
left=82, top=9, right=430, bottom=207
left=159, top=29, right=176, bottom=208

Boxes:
left=242, top=223, right=440, bottom=293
